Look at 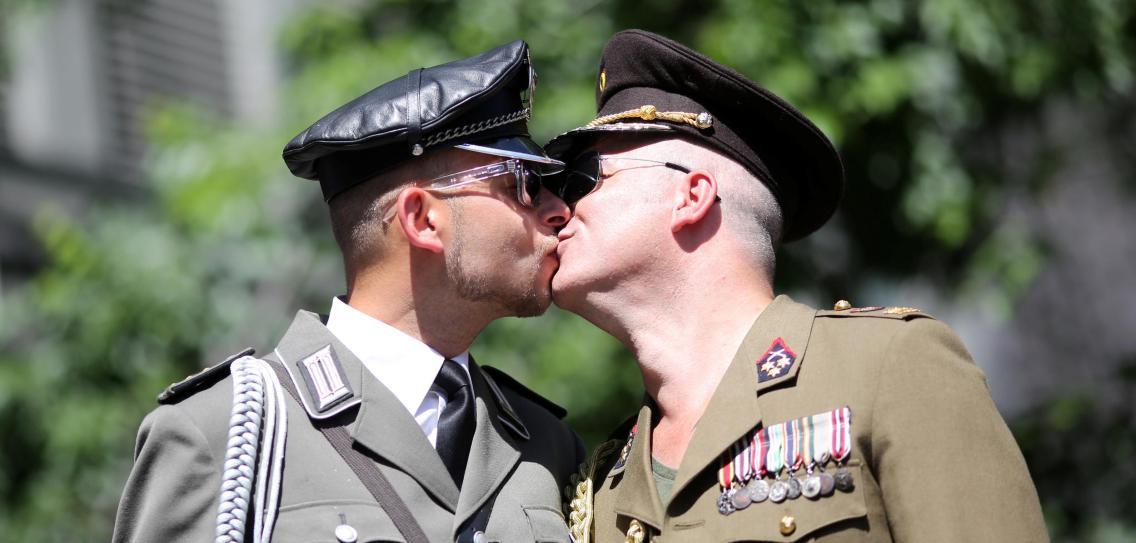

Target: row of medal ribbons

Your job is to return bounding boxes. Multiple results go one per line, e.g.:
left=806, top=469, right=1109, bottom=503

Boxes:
left=716, top=406, right=854, bottom=515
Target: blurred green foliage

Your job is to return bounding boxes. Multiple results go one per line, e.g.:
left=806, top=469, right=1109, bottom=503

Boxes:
left=1, top=0, right=1134, bottom=540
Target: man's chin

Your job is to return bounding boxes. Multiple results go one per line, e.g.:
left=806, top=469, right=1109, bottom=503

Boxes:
left=549, top=274, right=581, bottom=311
left=510, top=289, right=551, bottom=318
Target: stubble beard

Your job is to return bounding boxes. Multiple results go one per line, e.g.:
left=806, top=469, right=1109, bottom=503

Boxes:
left=445, top=225, right=555, bottom=318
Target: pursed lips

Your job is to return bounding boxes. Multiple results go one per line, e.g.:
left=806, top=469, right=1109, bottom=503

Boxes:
left=554, top=230, right=575, bottom=258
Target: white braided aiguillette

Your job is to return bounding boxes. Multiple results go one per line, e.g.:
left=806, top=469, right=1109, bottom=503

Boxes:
left=215, top=357, right=288, bottom=543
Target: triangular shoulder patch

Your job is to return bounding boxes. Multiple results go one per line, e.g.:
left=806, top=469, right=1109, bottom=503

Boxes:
left=480, top=365, right=568, bottom=419
left=157, top=347, right=255, bottom=405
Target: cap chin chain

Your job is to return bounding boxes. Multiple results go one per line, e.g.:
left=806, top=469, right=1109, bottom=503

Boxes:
left=423, top=108, right=532, bottom=148
left=215, top=356, right=289, bottom=543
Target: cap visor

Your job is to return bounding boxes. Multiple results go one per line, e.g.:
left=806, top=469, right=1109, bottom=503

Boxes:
left=545, top=122, right=675, bottom=160
left=455, top=136, right=565, bottom=174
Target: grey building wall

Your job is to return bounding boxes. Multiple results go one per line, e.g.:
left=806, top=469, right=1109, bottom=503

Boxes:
left=1, top=0, right=301, bottom=279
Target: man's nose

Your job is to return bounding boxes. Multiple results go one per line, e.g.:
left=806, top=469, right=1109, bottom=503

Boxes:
left=537, top=186, right=571, bottom=228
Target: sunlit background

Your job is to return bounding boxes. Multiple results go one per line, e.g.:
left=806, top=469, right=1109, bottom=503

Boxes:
left=1, top=0, right=1134, bottom=540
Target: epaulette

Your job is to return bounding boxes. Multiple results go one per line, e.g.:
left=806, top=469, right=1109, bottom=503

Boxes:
left=816, top=300, right=935, bottom=321
left=480, top=365, right=568, bottom=419
left=157, top=348, right=255, bottom=405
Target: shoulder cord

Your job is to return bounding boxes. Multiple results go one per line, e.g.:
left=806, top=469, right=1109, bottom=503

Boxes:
left=215, top=356, right=288, bottom=543
left=567, top=439, right=623, bottom=543
left=624, top=520, right=646, bottom=543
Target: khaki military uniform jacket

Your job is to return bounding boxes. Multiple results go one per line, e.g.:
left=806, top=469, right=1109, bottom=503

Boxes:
left=114, top=310, right=584, bottom=542
left=574, top=295, right=1046, bottom=542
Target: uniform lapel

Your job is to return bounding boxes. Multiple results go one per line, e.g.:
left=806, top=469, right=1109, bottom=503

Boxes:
left=452, top=360, right=522, bottom=532
left=610, top=404, right=666, bottom=530
left=270, top=310, right=460, bottom=510
left=669, top=295, right=817, bottom=501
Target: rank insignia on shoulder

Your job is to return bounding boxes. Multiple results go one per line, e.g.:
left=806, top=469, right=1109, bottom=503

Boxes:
left=818, top=304, right=931, bottom=320
left=883, top=306, right=921, bottom=315
left=756, top=337, right=797, bottom=383
left=297, top=345, right=353, bottom=413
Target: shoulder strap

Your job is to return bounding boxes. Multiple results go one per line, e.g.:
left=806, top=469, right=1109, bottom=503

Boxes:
left=267, top=361, right=430, bottom=543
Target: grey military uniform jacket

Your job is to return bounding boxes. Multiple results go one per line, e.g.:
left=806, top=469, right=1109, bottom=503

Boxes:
left=114, top=310, right=584, bottom=542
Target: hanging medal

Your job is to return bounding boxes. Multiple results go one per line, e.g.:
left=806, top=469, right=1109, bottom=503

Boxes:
left=802, top=411, right=825, bottom=499
left=783, top=420, right=802, bottom=500
left=745, top=428, right=770, bottom=504
left=832, top=406, right=854, bottom=492
left=717, top=449, right=736, bottom=515
left=729, top=441, right=753, bottom=511
left=766, top=424, right=789, bottom=503
left=822, top=406, right=849, bottom=495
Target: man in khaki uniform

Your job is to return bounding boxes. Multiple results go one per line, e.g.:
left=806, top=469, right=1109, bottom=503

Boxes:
left=545, top=30, right=1047, bottom=542
left=114, top=41, right=583, bottom=542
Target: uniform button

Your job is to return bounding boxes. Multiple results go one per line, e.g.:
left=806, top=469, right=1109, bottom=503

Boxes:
left=779, top=515, right=796, bottom=536
left=334, top=523, right=358, bottom=543
left=472, top=530, right=487, bottom=543
left=834, top=299, right=852, bottom=311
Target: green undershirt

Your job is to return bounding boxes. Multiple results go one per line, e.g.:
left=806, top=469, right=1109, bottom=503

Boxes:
left=651, top=456, right=678, bottom=503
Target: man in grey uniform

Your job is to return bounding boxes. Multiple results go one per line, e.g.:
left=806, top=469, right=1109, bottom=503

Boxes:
left=114, top=40, right=584, bottom=542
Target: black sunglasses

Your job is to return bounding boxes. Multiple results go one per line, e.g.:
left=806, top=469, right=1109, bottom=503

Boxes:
left=547, top=151, right=694, bottom=205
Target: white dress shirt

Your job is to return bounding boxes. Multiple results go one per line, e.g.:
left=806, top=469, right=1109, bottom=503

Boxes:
left=325, top=297, right=471, bottom=448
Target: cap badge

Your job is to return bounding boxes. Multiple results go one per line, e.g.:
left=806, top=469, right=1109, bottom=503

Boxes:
left=756, top=337, right=797, bottom=383
left=297, top=345, right=353, bottom=412
left=599, top=69, right=607, bottom=92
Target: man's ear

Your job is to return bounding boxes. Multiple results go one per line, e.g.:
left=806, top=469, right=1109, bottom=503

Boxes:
left=671, top=170, right=719, bottom=233
left=396, top=187, right=445, bottom=253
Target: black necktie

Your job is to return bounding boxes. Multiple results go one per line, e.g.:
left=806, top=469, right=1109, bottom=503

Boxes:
left=434, top=359, right=475, bottom=487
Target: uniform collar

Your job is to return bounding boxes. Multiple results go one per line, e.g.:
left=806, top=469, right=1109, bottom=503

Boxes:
left=609, top=402, right=667, bottom=531
left=669, top=294, right=817, bottom=501
left=266, top=308, right=530, bottom=514
left=326, top=296, right=471, bottom=419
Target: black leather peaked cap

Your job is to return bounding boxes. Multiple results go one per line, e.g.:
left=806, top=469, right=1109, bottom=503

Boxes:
left=546, top=30, right=844, bottom=242
left=284, top=40, right=561, bottom=202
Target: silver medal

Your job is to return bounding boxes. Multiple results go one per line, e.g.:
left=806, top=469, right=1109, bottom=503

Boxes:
left=746, top=478, right=770, bottom=503
left=819, top=472, right=836, bottom=496
left=834, top=467, right=854, bottom=492
left=786, top=476, right=802, bottom=500
left=769, top=480, right=789, bottom=503
left=717, top=489, right=735, bottom=515
left=731, top=486, right=753, bottom=510
left=802, top=474, right=822, bottom=499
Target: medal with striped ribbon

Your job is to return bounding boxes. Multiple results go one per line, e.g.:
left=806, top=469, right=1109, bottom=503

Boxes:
left=716, top=448, right=736, bottom=515
left=832, top=406, right=855, bottom=492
